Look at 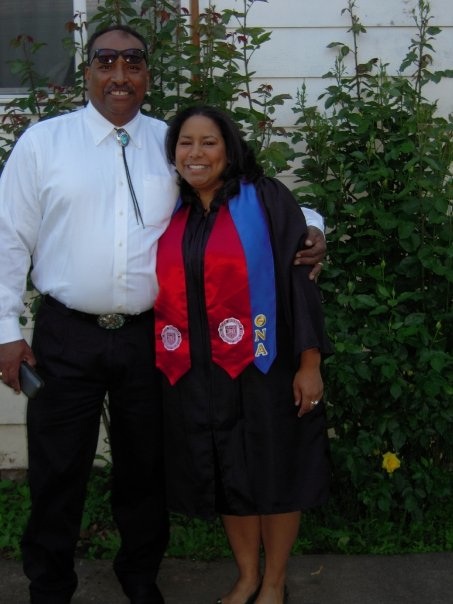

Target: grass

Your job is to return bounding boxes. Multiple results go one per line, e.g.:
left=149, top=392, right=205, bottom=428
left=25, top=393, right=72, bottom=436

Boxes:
left=1, top=468, right=452, bottom=561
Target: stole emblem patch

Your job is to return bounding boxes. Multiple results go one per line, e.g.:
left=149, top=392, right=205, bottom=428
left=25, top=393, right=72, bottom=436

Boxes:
left=218, top=317, right=244, bottom=345
left=161, top=325, right=182, bottom=351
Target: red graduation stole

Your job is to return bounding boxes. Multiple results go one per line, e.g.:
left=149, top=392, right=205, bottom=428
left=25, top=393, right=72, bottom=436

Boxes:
left=204, top=204, right=256, bottom=377
left=154, top=207, right=192, bottom=385
left=154, top=184, right=276, bottom=385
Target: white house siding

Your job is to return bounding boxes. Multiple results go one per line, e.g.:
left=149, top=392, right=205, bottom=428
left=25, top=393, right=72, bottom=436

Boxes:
left=193, top=0, right=453, bottom=119
left=1, top=0, right=452, bottom=469
left=186, top=0, right=452, bottom=189
left=0, top=317, right=32, bottom=471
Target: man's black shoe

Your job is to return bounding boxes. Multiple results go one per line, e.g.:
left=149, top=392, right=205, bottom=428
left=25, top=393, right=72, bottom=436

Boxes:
left=129, top=583, right=165, bottom=604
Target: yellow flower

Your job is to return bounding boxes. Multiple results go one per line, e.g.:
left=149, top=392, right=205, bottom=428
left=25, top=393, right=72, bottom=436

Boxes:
left=382, top=452, right=401, bottom=474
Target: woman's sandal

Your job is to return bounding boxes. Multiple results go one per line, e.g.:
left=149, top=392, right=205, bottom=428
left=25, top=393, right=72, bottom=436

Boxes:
left=215, top=580, right=262, bottom=604
left=245, top=580, right=262, bottom=603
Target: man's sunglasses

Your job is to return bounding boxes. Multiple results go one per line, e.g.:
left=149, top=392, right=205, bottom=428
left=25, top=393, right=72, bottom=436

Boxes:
left=89, top=48, right=148, bottom=66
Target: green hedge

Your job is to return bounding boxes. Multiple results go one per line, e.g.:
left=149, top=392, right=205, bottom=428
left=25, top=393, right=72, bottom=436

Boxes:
left=291, top=0, right=452, bottom=528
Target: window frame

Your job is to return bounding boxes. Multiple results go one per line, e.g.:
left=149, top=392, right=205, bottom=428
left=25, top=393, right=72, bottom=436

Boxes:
left=0, top=0, right=88, bottom=99
left=0, top=1, right=183, bottom=101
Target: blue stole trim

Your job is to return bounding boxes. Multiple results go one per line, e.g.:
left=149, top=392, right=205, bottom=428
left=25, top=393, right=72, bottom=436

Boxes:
left=173, top=196, right=183, bottom=213
left=229, top=182, right=277, bottom=373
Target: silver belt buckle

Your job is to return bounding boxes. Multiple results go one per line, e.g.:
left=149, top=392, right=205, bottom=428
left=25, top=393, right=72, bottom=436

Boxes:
left=97, top=313, right=126, bottom=329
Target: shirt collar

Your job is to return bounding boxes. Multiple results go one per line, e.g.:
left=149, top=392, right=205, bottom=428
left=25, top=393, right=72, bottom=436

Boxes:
left=85, top=102, right=143, bottom=148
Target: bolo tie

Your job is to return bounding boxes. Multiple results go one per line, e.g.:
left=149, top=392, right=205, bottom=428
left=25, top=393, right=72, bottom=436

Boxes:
left=115, top=128, right=145, bottom=228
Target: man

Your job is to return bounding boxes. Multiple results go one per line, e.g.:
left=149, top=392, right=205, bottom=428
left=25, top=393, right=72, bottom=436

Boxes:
left=0, top=25, right=326, bottom=604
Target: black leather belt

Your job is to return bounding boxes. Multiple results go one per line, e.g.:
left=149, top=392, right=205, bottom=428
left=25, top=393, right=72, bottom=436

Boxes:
left=44, top=295, right=152, bottom=330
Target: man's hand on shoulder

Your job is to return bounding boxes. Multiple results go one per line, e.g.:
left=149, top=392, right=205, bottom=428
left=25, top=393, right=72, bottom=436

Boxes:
left=294, top=226, right=326, bottom=280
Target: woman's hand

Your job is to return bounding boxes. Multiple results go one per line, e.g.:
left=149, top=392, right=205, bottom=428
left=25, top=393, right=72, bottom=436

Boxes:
left=293, top=348, right=323, bottom=417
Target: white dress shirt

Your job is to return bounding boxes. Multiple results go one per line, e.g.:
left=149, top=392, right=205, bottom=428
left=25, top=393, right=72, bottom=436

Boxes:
left=0, top=103, right=324, bottom=344
left=0, top=103, right=178, bottom=343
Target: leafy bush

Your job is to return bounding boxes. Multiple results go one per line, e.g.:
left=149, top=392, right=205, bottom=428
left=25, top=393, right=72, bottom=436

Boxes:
left=291, top=0, right=452, bottom=528
left=0, top=479, right=30, bottom=559
left=1, top=469, right=452, bottom=560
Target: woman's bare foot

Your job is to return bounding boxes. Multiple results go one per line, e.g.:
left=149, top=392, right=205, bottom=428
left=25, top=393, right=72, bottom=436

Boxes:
left=216, top=576, right=262, bottom=604
left=255, top=583, right=288, bottom=604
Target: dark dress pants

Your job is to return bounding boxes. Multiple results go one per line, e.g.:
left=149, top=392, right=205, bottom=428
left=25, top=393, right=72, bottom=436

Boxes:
left=22, top=298, right=168, bottom=603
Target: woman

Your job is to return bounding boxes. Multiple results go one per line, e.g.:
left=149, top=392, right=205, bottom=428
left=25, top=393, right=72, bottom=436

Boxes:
left=154, top=106, right=331, bottom=604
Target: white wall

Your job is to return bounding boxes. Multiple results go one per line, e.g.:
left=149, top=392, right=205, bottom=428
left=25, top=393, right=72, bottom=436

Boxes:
left=1, top=0, right=452, bottom=469
left=185, top=0, right=453, bottom=120
left=185, top=0, right=453, bottom=188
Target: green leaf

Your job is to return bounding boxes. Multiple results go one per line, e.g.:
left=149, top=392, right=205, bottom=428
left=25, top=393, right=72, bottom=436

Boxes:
left=354, top=294, right=377, bottom=308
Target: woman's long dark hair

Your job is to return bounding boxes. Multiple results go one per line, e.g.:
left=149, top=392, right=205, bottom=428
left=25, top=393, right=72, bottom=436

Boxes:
left=165, top=105, right=264, bottom=203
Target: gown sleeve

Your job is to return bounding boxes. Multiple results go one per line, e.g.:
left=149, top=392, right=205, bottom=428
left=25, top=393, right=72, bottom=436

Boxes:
left=255, top=177, right=332, bottom=360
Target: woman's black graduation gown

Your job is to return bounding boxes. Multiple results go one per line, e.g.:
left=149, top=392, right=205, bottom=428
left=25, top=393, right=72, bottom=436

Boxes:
left=161, top=177, right=331, bottom=519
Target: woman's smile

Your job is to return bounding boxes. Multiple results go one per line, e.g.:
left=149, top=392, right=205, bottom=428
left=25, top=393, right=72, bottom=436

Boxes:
left=175, top=115, right=228, bottom=207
